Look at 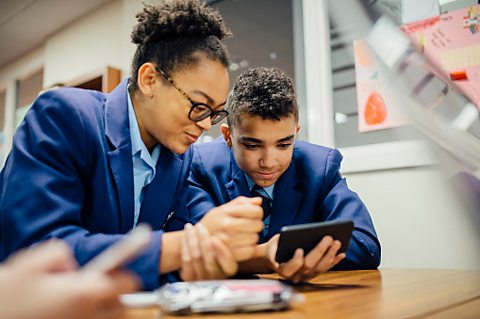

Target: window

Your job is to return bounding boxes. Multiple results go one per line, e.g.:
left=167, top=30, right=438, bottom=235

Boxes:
left=202, top=0, right=305, bottom=141
left=16, top=68, right=43, bottom=127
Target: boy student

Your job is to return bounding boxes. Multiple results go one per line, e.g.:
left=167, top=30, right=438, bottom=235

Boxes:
left=187, top=67, right=381, bottom=282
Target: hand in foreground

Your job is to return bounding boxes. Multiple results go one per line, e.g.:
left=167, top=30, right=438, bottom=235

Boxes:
left=179, top=223, right=238, bottom=281
left=265, top=234, right=346, bottom=283
left=0, top=240, right=139, bottom=319
left=199, top=196, right=264, bottom=261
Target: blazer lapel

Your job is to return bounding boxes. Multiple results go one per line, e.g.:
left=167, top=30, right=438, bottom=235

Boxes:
left=225, top=151, right=250, bottom=201
left=139, top=148, right=182, bottom=229
left=268, top=163, right=302, bottom=237
left=105, top=79, right=134, bottom=232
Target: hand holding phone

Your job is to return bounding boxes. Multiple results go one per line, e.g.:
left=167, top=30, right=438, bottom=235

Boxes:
left=83, top=224, right=152, bottom=272
left=274, top=220, right=353, bottom=263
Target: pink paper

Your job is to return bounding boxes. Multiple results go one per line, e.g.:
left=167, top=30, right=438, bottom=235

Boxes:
left=401, top=5, right=480, bottom=109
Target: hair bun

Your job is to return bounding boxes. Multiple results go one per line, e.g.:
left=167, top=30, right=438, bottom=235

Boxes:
left=131, top=0, right=232, bottom=45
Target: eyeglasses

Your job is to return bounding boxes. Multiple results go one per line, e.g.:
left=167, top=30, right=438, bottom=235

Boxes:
left=155, top=67, right=228, bottom=125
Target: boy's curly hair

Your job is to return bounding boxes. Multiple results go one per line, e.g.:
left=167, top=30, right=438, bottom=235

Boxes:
left=130, top=0, right=232, bottom=90
left=226, top=67, right=298, bottom=129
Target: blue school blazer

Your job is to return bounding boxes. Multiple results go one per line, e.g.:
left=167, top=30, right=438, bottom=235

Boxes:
left=187, top=137, right=381, bottom=269
left=0, top=79, right=192, bottom=289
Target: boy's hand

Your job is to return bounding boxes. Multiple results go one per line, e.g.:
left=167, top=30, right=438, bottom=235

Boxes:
left=179, top=223, right=238, bottom=281
left=265, top=234, right=346, bottom=283
left=199, top=196, right=264, bottom=261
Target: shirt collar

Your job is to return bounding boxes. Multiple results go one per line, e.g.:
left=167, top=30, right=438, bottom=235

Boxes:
left=127, top=90, right=161, bottom=167
left=244, top=173, right=275, bottom=200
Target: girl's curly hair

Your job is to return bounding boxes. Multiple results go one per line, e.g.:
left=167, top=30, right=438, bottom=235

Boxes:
left=130, top=0, right=232, bottom=90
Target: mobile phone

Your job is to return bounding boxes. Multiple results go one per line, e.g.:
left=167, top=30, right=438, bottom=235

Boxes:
left=274, top=220, right=354, bottom=263
left=83, top=224, right=152, bottom=272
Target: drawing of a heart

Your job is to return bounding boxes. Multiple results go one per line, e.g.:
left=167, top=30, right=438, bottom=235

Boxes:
left=364, top=92, right=387, bottom=125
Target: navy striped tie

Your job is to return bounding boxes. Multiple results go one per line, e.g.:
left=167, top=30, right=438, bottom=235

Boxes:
left=251, top=184, right=272, bottom=238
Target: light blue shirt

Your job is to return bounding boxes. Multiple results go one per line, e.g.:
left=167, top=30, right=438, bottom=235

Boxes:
left=128, top=92, right=161, bottom=227
left=244, top=173, right=274, bottom=236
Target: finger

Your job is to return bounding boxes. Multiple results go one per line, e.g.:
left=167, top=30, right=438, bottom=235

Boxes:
left=210, top=237, right=238, bottom=277
left=218, top=201, right=263, bottom=220
left=279, top=248, right=304, bottom=278
left=295, top=252, right=344, bottom=283
left=325, top=240, right=342, bottom=264
left=314, top=239, right=342, bottom=273
left=8, top=240, right=78, bottom=273
left=180, top=227, right=195, bottom=281
left=332, top=252, right=346, bottom=267
left=185, top=223, right=207, bottom=280
left=303, top=236, right=334, bottom=274
left=265, top=235, right=280, bottom=266
left=196, top=224, right=222, bottom=278
left=231, top=245, right=259, bottom=262
left=210, top=224, right=262, bottom=248
left=230, top=196, right=262, bottom=206
left=229, top=233, right=260, bottom=247
left=211, top=231, right=229, bottom=244
left=221, top=217, right=264, bottom=234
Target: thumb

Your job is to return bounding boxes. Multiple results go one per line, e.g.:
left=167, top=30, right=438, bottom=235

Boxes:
left=248, top=197, right=263, bottom=206
left=266, top=235, right=280, bottom=260
left=231, top=196, right=262, bottom=206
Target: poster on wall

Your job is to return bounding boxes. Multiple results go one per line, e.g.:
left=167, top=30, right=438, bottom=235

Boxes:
left=401, top=5, right=480, bottom=109
left=355, top=4, right=480, bottom=133
left=354, top=40, right=410, bottom=132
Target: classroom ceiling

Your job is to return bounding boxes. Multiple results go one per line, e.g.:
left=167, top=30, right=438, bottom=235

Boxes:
left=0, top=0, right=112, bottom=69
left=0, top=0, right=293, bottom=75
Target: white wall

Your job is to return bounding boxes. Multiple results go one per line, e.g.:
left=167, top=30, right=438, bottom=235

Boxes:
left=44, top=0, right=125, bottom=87
left=43, top=0, right=156, bottom=87
left=119, top=0, right=148, bottom=79
left=345, top=167, right=480, bottom=269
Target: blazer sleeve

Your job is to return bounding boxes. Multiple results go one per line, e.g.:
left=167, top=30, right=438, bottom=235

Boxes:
left=319, top=149, right=381, bottom=269
left=0, top=91, right=163, bottom=290
left=185, top=146, right=218, bottom=224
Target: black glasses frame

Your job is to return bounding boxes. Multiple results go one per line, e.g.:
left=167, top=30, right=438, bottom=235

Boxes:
left=155, top=67, right=228, bottom=125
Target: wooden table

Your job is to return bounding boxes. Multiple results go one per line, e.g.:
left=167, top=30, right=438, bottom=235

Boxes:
left=121, top=269, right=480, bottom=319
